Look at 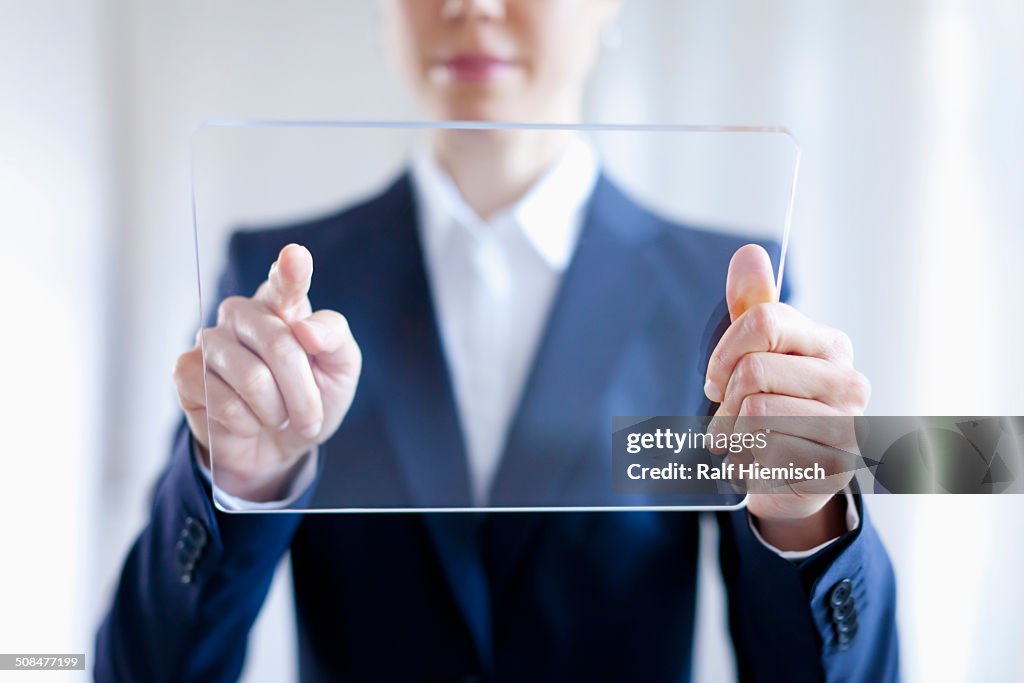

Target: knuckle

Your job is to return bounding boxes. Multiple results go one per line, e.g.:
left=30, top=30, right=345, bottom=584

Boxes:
left=847, top=369, right=872, bottom=407
left=238, top=364, right=274, bottom=396
left=317, top=310, right=354, bottom=348
left=837, top=417, right=859, bottom=448
left=832, top=330, right=855, bottom=361
left=173, top=349, right=199, bottom=383
left=179, top=400, right=205, bottom=416
left=833, top=368, right=869, bottom=409
left=708, top=345, right=730, bottom=380
left=199, top=329, right=231, bottom=368
left=735, top=354, right=767, bottom=393
left=172, top=353, right=189, bottom=381
left=216, top=296, right=245, bottom=323
left=740, top=393, right=770, bottom=417
left=211, top=397, right=245, bottom=425
left=266, top=329, right=301, bottom=364
left=746, top=303, right=779, bottom=345
left=323, top=309, right=350, bottom=332
left=203, top=325, right=230, bottom=349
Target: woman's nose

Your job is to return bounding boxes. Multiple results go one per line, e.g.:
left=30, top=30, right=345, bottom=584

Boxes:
left=441, top=0, right=507, bottom=22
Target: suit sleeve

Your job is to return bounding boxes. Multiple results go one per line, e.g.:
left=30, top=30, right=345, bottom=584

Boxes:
left=94, top=233, right=321, bottom=682
left=716, top=496, right=900, bottom=683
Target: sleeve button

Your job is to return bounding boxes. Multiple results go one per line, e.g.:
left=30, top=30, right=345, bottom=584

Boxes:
left=828, top=578, right=853, bottom=608
left=836, top=621, right=859, bottom=648
left=836, top=616, right=859, bottom=635
left=177, top=516, right=208, bottom=580
left=832, top=595, right=857, bottom=622
left=183, top=516, right=208, bottom=547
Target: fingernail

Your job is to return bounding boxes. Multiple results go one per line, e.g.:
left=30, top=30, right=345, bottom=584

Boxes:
left=301, top=421, right=322, bottom=439
left=277, top=418, right=291, bottom=432
left=704, top=378, right=722, bottom=403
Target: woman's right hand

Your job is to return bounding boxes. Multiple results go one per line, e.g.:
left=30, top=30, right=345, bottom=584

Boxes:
left=173, top=243, right=362, bottom=502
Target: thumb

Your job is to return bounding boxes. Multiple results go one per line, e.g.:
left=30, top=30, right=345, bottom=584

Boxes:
left=258, top=243, right=314, bottom=322
left=726, top=244, right=777, bottom=322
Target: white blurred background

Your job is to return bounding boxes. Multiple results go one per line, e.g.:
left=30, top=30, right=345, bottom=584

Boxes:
left=1, top=1, right=1022, bottom=681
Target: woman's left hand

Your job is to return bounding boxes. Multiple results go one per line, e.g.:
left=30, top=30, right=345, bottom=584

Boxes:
left=703, top=245, right=871, bottom=551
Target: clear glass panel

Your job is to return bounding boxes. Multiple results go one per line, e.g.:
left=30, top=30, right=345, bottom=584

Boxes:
left=190, top=121, right=799, bottom=512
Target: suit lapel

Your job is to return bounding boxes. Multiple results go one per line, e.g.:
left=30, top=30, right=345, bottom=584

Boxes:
left=325, top=175, right=493, bottom=665
left=483, top=177, right=668, bottom=591
left=320, top=173, right=669, bottom=657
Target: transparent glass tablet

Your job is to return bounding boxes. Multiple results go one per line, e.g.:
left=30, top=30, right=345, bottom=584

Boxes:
left=190, top=121, right=799, bottom=512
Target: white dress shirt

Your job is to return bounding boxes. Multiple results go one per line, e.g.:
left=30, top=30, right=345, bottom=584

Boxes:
left=411, top=134, right=599, bottom=505
left=197, top=136, right=857, bottom=558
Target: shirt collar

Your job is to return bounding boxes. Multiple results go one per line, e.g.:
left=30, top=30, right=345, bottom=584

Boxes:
left=411, top=134, right=599, bottom=272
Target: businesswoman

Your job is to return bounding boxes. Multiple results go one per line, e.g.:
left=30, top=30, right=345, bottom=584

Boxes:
left=97, top=1, right=898, bottom=681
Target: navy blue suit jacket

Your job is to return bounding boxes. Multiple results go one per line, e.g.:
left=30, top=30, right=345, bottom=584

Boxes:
left=96, top=174, right=898, bottom=682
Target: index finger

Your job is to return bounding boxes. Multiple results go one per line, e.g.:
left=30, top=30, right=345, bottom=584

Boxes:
left=256, top=243, right=313, bottom=322
left=704, top=303, right=853, bottom=403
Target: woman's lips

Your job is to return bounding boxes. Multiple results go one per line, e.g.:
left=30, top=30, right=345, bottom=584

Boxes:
left=436, top=54, right=517, bottom=83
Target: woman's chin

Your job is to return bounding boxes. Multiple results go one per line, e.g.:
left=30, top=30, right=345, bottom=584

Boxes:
left=422, top=85, right=540, bottom=122
left=433, top=100, right=521, bottom=123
